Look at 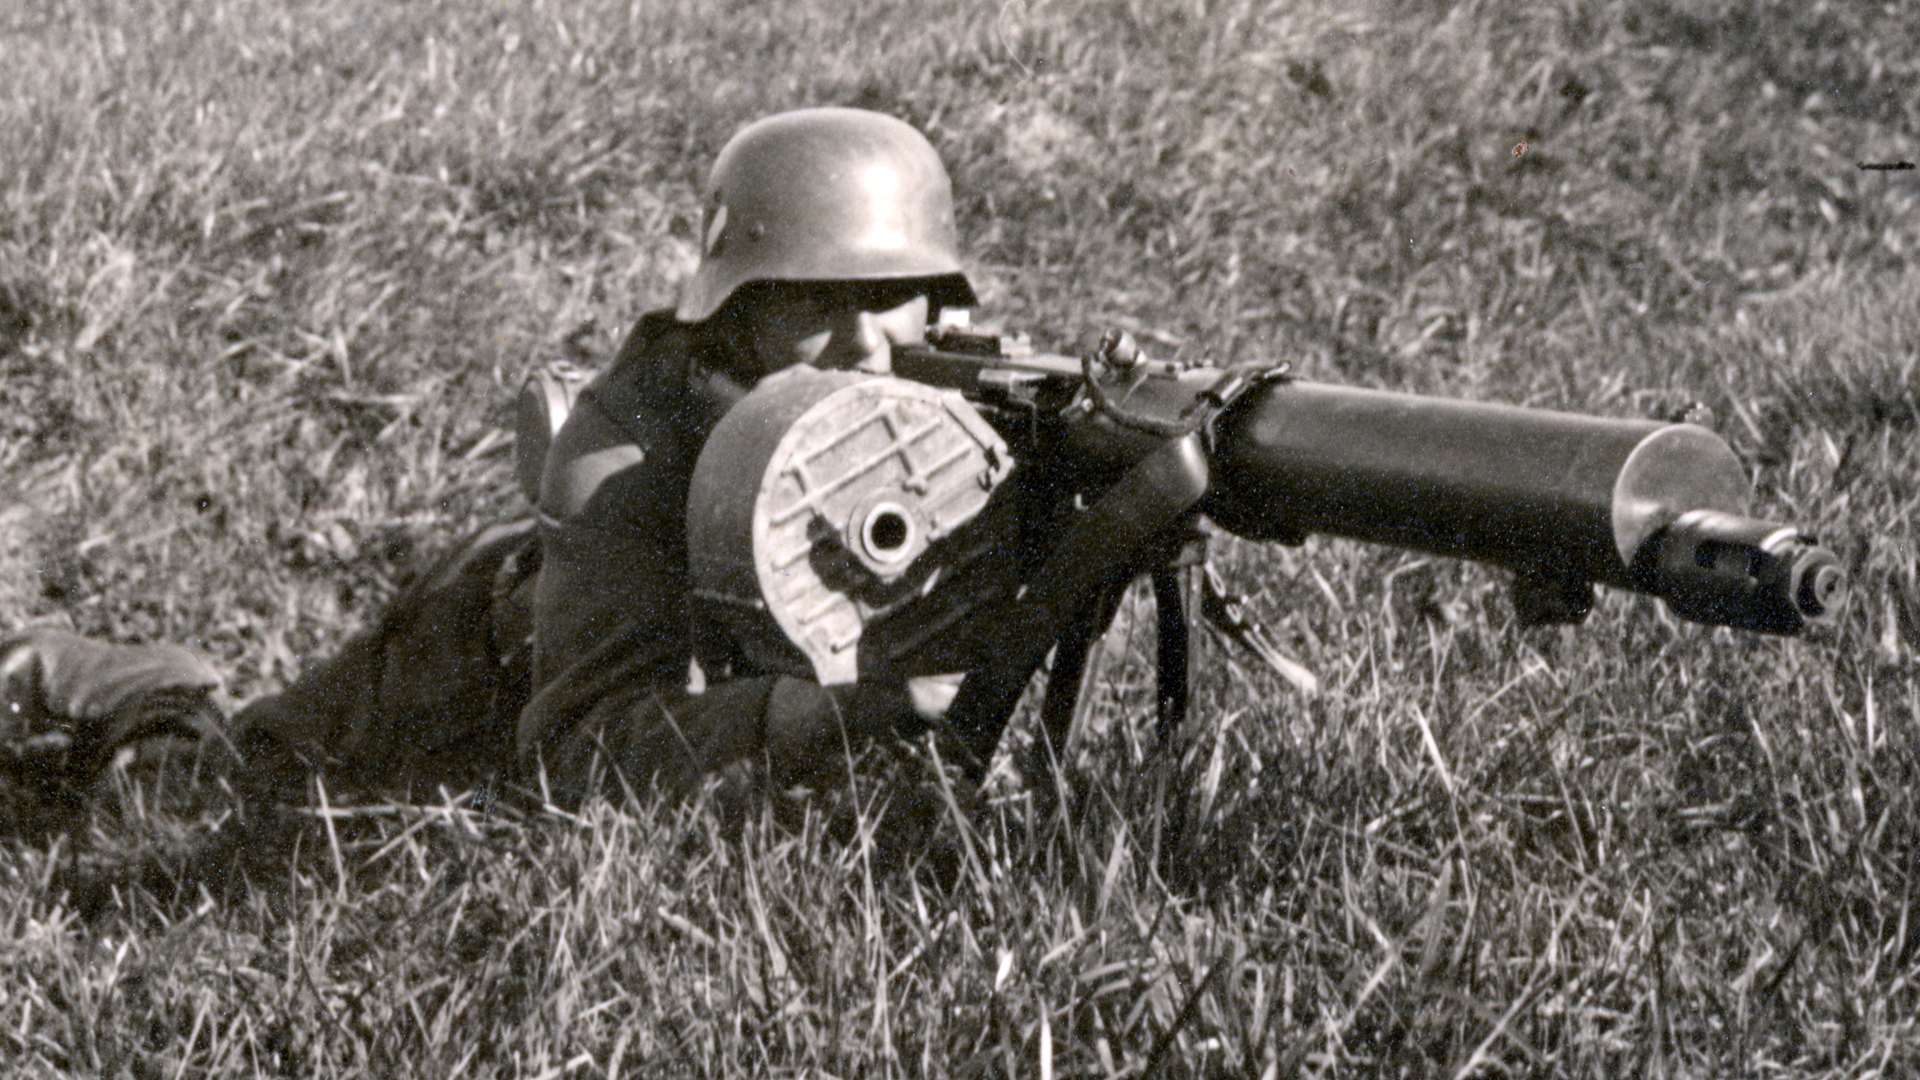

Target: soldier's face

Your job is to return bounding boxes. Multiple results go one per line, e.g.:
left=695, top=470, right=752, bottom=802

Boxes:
left=738, top=283, right=929, bottom=379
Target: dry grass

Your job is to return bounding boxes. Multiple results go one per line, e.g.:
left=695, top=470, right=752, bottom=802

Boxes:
left=3, top=0, right=1919, bottom=1075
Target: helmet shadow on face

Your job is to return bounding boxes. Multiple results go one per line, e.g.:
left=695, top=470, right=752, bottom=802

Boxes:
left=708, top=281, right=933, bottom=383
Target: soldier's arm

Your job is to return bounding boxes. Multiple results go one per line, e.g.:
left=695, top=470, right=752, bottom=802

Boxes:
left=520, top=352, right=923, bottom=803
left=518, top=347, right=719, bottom=781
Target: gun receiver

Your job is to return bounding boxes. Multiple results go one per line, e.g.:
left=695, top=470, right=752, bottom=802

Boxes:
left=895, top=330, right=1845, bottom=637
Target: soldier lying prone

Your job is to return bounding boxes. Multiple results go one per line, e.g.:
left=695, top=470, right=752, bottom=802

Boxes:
left=1, top=107, right=1846, bottom=812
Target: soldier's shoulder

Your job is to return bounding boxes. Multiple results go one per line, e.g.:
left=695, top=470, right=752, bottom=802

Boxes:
left=537, top=311, right=706, bottom=519
left=582, top=310, right=696, bottom=413
left=608, top=309, right=701, bottom=375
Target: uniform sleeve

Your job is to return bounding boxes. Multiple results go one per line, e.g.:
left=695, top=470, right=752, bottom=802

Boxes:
left=522, top=359, right=698, bottom=760
left=517, top=321, right=921, bottom=802
left=524, top=670, right=914, bottom=806
left=226, top=519, right=538, bottom=798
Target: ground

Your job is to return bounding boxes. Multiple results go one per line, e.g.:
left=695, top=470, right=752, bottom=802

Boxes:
left=1, top=0, right=1918, bottom=1075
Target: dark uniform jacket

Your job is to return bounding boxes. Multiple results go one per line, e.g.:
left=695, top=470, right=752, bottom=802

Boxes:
left=224, top=312, right=874, bottom=804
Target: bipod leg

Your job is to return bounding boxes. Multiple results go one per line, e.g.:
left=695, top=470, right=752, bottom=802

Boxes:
left=1149, top=562, right=1204, bottom=891
left=1150, top=525, right=1216, bottom=749
left=1151, top=567, right=1191, bottom=748
left=1196, top=562, right=1320, bottom=696
left=1149, top=540, right=1225, bottom=891
left=1027, top=581, right=1130, bottom=784
left=946, top=434, right=1210, bottom=783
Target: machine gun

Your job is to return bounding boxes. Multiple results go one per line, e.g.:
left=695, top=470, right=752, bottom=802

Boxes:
left=671, top=327, right=1845, bottom=779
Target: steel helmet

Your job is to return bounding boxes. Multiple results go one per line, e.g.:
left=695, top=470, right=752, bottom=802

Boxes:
left=676, top=108, right=978, bottom=323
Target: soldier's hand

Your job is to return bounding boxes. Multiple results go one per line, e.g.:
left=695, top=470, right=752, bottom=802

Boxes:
left=758, top=675, right=950, bottom=789
left=904, top=673, right=963, bottom=723
left=0, top=628, right=225, bottom=787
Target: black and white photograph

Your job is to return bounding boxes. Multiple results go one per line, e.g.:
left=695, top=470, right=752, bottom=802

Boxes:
left=1, top=0, right=1915, bottom=1075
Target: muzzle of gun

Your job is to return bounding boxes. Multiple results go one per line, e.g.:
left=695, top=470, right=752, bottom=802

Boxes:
left=1626, top=508, right=1843, bottom=635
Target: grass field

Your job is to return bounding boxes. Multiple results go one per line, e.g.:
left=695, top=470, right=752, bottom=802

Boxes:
left=3, top=0, right=1919, bottom=1075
